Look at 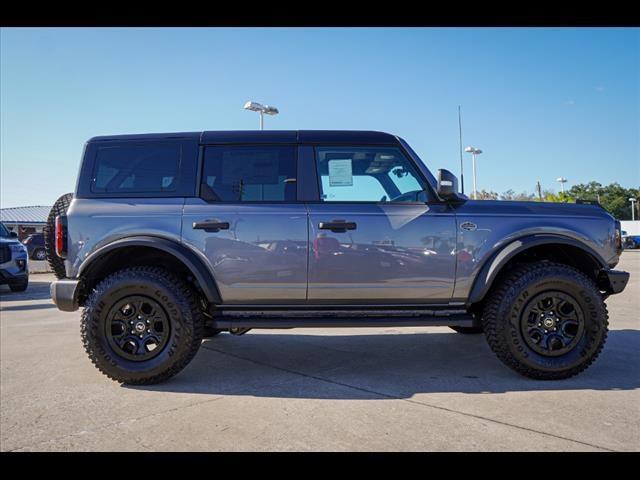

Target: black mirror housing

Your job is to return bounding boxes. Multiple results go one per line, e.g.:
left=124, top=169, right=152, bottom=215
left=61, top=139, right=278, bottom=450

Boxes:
left=9, top=231, right=18, bottom=238
left=436, top=169, right=466, bottom=202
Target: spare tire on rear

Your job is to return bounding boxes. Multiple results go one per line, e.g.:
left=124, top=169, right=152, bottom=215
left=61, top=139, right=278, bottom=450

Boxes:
left=44, top=193, right=73, bottom=279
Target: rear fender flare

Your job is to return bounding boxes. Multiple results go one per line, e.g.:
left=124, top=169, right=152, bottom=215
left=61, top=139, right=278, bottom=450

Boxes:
left=78, top=236, right=222, bottom=304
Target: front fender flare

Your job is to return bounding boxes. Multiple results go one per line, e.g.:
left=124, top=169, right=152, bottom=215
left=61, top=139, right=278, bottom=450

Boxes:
left=78, top=235, right=222, bottom=304
left=467, top=234, right=607, bottom=305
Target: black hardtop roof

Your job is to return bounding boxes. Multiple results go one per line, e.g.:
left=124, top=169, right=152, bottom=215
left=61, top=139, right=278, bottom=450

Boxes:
left=87, top=130, right=400, bottom=145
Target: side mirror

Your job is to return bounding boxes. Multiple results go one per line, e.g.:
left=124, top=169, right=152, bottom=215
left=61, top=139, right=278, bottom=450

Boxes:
left=437, top=169, right=464, bottom=202
left=9, top=231, right=18, bottom=238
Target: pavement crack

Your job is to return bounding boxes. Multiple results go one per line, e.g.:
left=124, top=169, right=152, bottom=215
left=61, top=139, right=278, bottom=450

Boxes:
left=201, top=344, right=617, bottom=452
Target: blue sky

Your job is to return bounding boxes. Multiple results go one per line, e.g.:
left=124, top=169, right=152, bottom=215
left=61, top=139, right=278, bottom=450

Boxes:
left=1, top=27, right=638, bottom=208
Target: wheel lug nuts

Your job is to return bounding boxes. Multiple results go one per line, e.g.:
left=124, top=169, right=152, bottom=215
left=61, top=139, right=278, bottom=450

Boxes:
left=130, top=330, right=135, bottom=334
left=129, top=321, right=133, bottom=325
left=139, top=334, right=144, bottom=338
left=146, top=320, right=150, bottom=324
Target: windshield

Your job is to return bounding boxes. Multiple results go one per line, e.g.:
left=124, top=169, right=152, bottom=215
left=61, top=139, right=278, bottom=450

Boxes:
left=0, top=222, right=10, bottom=238
left=397, top=137, right=438, bottom=188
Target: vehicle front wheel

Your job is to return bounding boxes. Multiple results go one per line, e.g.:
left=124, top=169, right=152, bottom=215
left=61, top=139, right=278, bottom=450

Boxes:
left=33, top=248, right=47, bottom=261
left=9, top=278, right=28, bottom=292
left=482, top=261, right=608, bottom=380
left=81, top=267, right=204, bottom=385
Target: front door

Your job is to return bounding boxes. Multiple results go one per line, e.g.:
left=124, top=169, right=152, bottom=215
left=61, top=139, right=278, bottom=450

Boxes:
left=182, top=144, right=308, bottom=304
left=306, top=145, right=457, bottom=304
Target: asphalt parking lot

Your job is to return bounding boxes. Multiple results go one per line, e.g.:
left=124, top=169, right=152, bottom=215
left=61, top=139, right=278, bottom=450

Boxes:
left=1, top=253, right=638, bottom=452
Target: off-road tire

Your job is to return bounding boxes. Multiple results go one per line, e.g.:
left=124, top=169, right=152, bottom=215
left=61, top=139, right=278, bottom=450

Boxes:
left=9, top=278, right=28, bottom=292
left=482, top=261, right=608, bottom=380
left=81, top=266, right=204, bottom=385
left=44, top=193, right=73, bottom=279
left=450, top=326, right=484, bottom=334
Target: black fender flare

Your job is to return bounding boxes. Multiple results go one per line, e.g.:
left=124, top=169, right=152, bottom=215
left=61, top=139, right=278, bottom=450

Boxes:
left=78, top=236, right=222, bottom=304
left=467, top=234, right=607, bottom=305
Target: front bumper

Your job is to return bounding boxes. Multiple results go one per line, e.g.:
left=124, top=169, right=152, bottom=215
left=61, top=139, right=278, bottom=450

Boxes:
left=597, top=269, right=630, bottom=296
left=0, top=265, right=29, bottom=285
left=50, top=279, right=80, bottom=312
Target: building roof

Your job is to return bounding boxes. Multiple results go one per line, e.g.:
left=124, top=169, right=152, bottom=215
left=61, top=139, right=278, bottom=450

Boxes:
left=88, top=130, right=400, bottom=145
left=0, top=206, right=51, bottom=224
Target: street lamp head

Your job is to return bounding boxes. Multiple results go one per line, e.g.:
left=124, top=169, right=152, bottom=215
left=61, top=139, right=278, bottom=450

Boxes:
left=465, top=146, right=482, bottom=155
left=557, top=177, right=567, bottom=183
left=243, top=101, right=265, bottom=112
left=262, top=105, right=279, bottom=116
left=630, top=198, right=637, bottom=202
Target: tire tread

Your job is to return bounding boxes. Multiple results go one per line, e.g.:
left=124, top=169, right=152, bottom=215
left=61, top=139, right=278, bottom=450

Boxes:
left=482, top=261, right=608, bottom=380
left=80, top=266, right=204, bottom=385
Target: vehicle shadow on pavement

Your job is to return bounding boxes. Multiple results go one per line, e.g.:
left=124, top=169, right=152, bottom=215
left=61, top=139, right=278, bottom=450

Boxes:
left=0, top=278, right=52, bottom=302
left=128, top=329, right=640, bottom=397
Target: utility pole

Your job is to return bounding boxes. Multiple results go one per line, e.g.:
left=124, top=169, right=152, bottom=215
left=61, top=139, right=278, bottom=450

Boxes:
left=536, top=181, right=543, bottom=201
left=630, top=198, right=637, bottom=221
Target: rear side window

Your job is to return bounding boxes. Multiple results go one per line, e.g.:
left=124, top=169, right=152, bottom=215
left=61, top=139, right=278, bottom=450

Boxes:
left=91, top=143, right=181, bottom=194
left=201, top=146, right=296, bottom=202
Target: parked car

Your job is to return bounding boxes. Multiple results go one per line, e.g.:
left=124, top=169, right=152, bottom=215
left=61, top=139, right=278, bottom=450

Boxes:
left=47, top=130, right=629, bottom=384
left=622, top=232, right=640, bottom=249
left=23, top=233, right=47, bottom=260
left=0, top=221, right=29, bottom=292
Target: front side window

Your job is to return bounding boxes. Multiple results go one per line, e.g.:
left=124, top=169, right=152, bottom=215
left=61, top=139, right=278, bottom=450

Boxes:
left=202, top=146, right=296, bottom=202
left=92, top=143, right=181, bottom=193
left=315, top=146, right=427, bottom=203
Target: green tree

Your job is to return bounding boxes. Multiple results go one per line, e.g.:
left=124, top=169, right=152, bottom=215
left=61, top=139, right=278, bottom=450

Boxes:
left=565, top=182, right=640, bottom=220
left=475, top=190, right=499, bottom=200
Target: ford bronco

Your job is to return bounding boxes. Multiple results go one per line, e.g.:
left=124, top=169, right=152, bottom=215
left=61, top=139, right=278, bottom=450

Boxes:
left=46, top=130, right=629, bottom=384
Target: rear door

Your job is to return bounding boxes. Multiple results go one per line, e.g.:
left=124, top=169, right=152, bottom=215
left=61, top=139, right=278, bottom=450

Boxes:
left=306, top=145, right=457, bottom=304
left=182, top=144, right=308, bottom=304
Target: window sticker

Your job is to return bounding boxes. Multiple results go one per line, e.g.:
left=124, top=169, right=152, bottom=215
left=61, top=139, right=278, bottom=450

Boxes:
left=328, top=159, right=353, bottom=186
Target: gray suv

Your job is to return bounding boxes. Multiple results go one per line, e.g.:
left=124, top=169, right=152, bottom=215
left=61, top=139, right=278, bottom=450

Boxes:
left=48, top=131, right=629, bottom=384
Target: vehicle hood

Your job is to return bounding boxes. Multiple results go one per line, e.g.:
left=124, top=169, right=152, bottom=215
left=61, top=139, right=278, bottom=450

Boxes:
left=0, top=237, right=21, bottom=246
left=454, top=200, right=613, bottom=220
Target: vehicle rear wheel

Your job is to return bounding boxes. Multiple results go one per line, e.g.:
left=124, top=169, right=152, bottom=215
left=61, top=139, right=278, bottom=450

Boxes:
left=450, top=326, right=483, bottom=334
left=44, top=193, right=73, bottom=279
left=482, top=261, right=608, bottom=380
left=81, top=266, right=204, bottom=384
left=33, top=248, right=46, bottom=261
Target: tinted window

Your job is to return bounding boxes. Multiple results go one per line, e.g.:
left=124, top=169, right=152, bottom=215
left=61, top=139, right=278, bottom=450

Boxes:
left=91, top=143, right=181, bottom=193
left=315, top=147, right=426, bottom=203
left=202, top=146, right=296, bottom=202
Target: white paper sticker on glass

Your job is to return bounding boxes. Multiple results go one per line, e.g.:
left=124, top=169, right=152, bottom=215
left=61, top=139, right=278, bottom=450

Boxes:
left=328, top=159, right=353, bottom=186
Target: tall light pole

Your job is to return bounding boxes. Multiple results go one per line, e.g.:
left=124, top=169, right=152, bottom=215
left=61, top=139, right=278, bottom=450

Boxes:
left=556, top=177, right=567, bottom=193
left=243, top=101, right=279, bottom=130
left=630, top=197, right=637, bottom=221
left=464, top=146, right=483, bottom=199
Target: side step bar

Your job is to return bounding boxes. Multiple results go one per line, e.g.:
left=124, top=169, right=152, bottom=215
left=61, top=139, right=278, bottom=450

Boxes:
left=211, top=309, right=477, bottom=329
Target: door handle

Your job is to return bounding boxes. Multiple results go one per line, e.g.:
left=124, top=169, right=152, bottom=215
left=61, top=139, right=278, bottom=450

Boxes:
left=192, top=219, right=230, bottom=232
left=318, top=220, right=357, bottom=233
